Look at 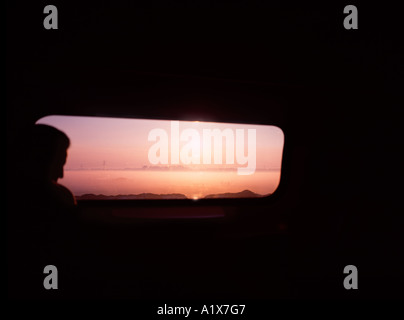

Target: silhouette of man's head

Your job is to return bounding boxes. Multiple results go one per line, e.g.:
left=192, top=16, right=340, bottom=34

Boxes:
left=30, top=124, right=70, bottom=182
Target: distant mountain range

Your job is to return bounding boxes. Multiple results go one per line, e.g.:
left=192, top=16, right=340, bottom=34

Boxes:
left=204, top=189, right=264, bottom=198
left=75, top=189, right=267, bottom=200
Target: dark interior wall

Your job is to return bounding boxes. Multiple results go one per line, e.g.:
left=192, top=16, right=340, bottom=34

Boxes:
left=7, top=1, right=403, bottom=299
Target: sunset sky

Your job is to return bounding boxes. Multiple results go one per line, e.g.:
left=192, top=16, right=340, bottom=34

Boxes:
left=37, top=115, right=284, bottom=171
left=36, top=115, right=284, bottom=198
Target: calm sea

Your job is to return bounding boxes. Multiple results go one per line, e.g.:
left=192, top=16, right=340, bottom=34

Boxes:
left=60, top=169, right=281, bottom=199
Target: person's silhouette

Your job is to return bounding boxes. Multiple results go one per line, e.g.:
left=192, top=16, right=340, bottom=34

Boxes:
left=27, top=124, right=76, bottom=211
left=8, top=124, right=79, bottom=298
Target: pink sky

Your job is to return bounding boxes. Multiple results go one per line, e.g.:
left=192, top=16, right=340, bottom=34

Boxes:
left=37, top=115, right=284, bottom=171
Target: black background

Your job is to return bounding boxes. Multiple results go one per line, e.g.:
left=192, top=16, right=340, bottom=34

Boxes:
left=7, top=0, right=404, bottom=302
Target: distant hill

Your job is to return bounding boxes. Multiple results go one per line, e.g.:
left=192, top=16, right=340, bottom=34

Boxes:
left=76, top=193, right=188, bottom=200
left=76, top=190, right=268, bottom=200
left=204, top=189, right=266, bottom=199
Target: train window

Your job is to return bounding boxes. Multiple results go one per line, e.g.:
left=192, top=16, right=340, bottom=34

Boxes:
left=36, top=115, right=284, bottom=200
